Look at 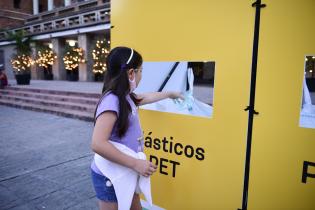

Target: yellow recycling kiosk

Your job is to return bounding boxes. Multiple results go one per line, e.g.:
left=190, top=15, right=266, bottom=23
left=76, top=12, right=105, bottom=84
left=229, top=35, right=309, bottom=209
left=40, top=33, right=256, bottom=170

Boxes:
left=111, top=0, right=315, bottom=209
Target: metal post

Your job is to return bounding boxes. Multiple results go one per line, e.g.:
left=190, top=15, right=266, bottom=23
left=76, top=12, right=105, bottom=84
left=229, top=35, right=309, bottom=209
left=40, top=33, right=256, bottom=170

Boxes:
left=238, top=1, right=266, bottom=210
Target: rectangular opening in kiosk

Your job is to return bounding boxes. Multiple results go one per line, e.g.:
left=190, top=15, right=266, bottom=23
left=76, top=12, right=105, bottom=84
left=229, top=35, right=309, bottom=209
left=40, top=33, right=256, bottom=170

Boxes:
left=300, top=55, right=315, bottom=129
left=135, top=61, right=215, bottom=118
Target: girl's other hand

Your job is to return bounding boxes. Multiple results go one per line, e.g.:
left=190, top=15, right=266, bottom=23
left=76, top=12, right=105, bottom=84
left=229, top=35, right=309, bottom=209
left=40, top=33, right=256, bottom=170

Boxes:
left=133, top=159, right=157, bottom=177
left=168, top=91, right=185, bottom=100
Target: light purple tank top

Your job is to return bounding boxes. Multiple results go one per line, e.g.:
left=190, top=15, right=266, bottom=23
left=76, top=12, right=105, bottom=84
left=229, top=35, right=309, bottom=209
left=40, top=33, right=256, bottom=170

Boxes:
left=91, top=92, right=144, bottom=175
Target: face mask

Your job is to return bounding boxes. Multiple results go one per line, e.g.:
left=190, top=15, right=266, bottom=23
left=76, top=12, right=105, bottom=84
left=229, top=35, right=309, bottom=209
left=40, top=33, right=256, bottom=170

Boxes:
left=129, top=76, right=136, bottom=93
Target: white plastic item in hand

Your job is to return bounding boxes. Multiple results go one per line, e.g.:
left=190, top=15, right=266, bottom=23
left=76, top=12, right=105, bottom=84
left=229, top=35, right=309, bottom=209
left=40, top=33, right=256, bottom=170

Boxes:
left=175, top=68, right=212, bottom=117
left=176, top=68, right=195, bottom=111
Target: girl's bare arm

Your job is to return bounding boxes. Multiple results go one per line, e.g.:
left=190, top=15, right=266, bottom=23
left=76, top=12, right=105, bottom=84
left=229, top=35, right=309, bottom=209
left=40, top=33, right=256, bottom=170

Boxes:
left=137, top=91, right=184, bottom=106
left=91, top=111, right=156, bottom=176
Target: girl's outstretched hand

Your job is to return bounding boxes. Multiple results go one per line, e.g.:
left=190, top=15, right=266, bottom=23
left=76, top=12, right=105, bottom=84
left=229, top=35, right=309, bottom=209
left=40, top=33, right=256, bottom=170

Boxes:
left=133, top=159, right=157, bottom=177
left=168, top=91, right=185, bottom=100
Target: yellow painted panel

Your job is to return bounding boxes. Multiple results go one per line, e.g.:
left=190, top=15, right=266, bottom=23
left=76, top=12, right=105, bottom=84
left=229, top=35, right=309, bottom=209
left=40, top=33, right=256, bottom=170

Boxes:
left=248, top=0, right=315, bottom=209
left=111, top=1, right=255, bottom=209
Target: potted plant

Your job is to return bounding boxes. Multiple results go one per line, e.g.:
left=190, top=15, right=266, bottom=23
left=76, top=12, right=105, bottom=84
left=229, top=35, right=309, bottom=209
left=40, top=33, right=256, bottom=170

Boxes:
left=63, top=46, right=85, bottom=81
left=92, top=38, right=109, bottom=81
left=11, top=54, right=33, bottom=84
left=35, top=44, right=57, bottom=80
left=7, top=31, right=34, bottom=85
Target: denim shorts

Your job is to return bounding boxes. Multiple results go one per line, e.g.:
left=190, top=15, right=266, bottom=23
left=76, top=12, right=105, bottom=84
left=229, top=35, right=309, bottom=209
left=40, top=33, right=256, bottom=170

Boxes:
left=90, top=169, right=118, bottom=202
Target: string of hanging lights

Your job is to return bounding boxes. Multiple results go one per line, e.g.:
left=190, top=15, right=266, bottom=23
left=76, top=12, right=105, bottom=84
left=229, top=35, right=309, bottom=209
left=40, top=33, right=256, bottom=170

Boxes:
left=11, top=54, right=34, bottom=73
left=36, top=49, right=57, bottom=68
left=92, top=39, right=110, bottom=74
left=63, top=47, right=86, bottom=71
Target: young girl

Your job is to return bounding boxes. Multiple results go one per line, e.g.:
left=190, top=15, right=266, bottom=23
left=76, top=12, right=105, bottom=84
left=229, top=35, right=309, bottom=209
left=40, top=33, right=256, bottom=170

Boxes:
left=90, top=46, right=183, bottom=210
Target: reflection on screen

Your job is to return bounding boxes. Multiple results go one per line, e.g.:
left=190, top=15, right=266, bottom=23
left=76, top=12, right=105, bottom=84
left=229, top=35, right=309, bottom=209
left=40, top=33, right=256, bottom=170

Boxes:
left=135, top=61, right=215, bottom=118
left=300, top=55, right=315, bottom=129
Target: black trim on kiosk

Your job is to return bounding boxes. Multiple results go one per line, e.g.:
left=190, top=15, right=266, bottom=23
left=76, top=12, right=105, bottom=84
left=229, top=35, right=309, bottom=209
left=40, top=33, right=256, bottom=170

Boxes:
left=238, top=1, right=266, bottom=210
left=158, top=62, right=180, bottom=92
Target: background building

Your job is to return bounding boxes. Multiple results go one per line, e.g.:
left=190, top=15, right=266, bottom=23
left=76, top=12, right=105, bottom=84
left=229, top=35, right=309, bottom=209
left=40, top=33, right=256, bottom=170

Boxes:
left=0, top=0, right=110, bottom=82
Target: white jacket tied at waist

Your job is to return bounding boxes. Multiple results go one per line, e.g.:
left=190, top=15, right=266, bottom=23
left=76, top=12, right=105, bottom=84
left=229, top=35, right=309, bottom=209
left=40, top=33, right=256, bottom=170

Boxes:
left=94, top=141, right=153, bottom=210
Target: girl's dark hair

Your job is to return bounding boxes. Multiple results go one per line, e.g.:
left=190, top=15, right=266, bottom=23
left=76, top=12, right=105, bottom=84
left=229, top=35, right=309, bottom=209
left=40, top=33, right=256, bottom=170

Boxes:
left=94, top=46, right=143, bottom=137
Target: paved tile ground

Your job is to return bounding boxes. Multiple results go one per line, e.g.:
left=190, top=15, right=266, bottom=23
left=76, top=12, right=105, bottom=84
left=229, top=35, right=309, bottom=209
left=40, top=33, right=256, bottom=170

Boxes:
left=0, top=105, right=98, bottom=210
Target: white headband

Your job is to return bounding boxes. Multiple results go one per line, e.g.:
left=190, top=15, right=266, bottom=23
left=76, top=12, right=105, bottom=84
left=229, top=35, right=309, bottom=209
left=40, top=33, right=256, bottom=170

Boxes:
left=126, top=49, right=134, bottom=64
